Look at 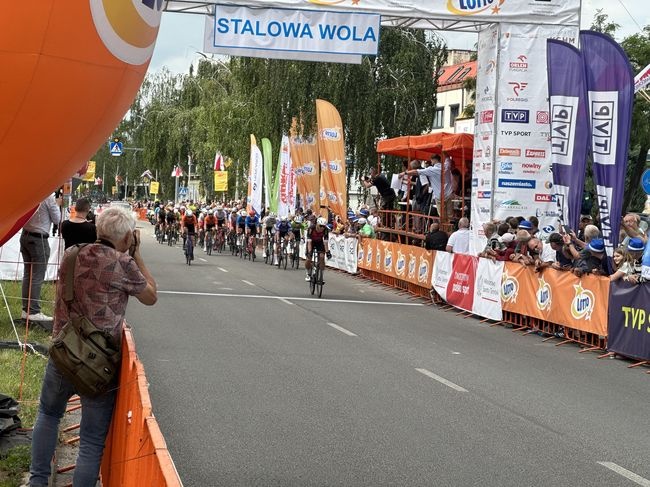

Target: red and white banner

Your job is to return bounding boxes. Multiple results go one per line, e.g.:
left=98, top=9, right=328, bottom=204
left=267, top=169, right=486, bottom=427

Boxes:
left=277, top=135, right=295, bottom=217
left=635, top=63, right=650, bottom=93
left=445, top=254, right=477, bottom=312
left=214, top=152, right=224, bottom=171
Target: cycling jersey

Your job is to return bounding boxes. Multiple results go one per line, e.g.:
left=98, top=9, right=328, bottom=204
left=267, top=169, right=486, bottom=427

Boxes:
left=182, top=215, right=198, bottom=235
left=307, top=226, right=328, bottom=252
left=236, top=215, right=247, bottom=229
left=204, top=215, right=217, bottom=229
left=157, top=209, right=166, bottom=222
left=276, top=221, right=291, bottom=236
left=245, top=215, right=259, bottom=234
left=165, top=212, right=175, bottom=224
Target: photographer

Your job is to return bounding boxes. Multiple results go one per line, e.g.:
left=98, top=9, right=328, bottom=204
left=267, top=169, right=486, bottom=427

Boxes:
left=362, top=167, right=396, bottom=210
left=30, top=207, right=157, bottom=487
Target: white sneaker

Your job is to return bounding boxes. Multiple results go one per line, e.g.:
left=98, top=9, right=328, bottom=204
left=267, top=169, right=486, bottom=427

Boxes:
left=263, top=252, right=267, bottom=258
left=305, top=273, right=311, bottom=281
left=20, top=310, right=28, bottom=320
left=27, top=312, right=53, bottom=322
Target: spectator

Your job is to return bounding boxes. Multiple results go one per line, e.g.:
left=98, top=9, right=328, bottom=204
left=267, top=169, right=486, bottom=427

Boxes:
left=507, top=217, right=520, bottom=234
left=527, top=237, right=556, bottom=272
left=479, top=222, right=500, bottom=260
left=20, top=193, right=63, bottom=324
left=548, top=232, right=574, bottom=270
left=362, top=167, right=396, bottom=210
left=621, top=213, right=648, bottom=247
left=497, top=222, right=511, bottom=237
left=625, top=237, right=646, bottom=282
left=528, top=216, right=540, bottom=236
left=510, top=230, right=533, bottom=265
left=518, top=220, right=534, bottom=235
left=358, top=217, right=376, bottom=239
left=577, top=215, right=593, bottom=241
left=60, top=198, right=97, bottom=249
left=29, top=207, right=157, bottom=487
left=573, top=238, right=608, bottom=277
left=424, top=222, right=448, bottom=251
left=496, top=232, right=516, bottom=261
left=609, top=247, right=638, bottom=282
left=368, top=207, right=380, bottom=229
left=446, top=217, right=470, bottom=254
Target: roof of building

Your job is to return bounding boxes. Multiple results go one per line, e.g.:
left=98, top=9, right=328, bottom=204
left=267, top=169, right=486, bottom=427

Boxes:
left=437, top=60, right=476, bottom=91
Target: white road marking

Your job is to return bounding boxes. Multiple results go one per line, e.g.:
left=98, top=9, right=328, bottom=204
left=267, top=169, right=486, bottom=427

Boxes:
left=326, top=322, right=357, bottom=337
left=212, top=282, right=222, bottom=285
left=199, top=258, right=207, bottom=262
left=218, top=267, right=229, bottom=273
left=242, top=280, right=255, bottom=286
left=219, top=288, right=234, bottom=291
left=158, top=290, right=423, bottom=306
left=451, top=351, right=461, bottom=355
left=597, top=462, right=650, bottom=486
left=415, top=368, right=468, bottom=392
left=279, top=298, right=294, bottom=306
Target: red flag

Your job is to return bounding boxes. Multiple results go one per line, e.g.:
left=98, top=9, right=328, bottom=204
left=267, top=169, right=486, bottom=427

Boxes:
left=214, top=152, right=224, bottom=171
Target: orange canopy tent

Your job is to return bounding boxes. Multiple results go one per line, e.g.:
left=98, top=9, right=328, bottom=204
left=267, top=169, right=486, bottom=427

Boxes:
left=376, top=135, right=433, bottom=161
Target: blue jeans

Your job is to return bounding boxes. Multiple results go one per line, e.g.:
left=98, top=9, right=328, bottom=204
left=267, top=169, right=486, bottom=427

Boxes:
left=20, top=233, right=51, bottom=315
left=30, top=359, right=116, bottom=487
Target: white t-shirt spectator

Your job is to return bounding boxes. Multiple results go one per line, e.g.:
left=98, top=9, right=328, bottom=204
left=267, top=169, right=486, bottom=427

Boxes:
left=538, top=242, right=556, bottom=263
left=447, top=228, right=470, bottom=254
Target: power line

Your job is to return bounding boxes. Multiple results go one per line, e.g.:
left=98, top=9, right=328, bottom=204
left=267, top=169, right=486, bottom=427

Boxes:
left=617, top=0, right=644, bottom=33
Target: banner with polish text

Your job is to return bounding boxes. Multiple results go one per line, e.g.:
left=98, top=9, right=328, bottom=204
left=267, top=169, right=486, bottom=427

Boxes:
left=289, top=130, right=320, bottom=214
left=247, top=135, right=264, bottom=215
left=547, top=40, right=590, bottom=232
left=608, top=281, right=650, bottom=361
left=316, top=99, right=347, bottom=221
left=277, top=135, right=295, bottom=217
left=580, top=30, right=634, bottom=255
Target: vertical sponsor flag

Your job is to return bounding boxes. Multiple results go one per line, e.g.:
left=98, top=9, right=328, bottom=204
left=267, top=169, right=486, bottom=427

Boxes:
left=580, top=30, right=634, bottom=255
left=277, top=135, right=294, bottom=217
left=316, top=99, right=347, bottom=222
left=289, top=121, right=320, bottom=213
left=247, top=135, right=264, bottom=215
left=262, top=138, right=274, bottom=211
left=547, top=39, right=590, bottom=232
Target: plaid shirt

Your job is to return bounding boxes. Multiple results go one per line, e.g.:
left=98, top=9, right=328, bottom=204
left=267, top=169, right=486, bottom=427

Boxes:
left=54, top=243, right=147, bottom=341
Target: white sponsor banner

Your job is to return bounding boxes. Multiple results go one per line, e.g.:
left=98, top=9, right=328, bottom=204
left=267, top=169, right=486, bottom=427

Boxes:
left=0, top=231, right=64, bottom=281
left=588, top=91, right=619, bottom=167
left=248, top=137, right=264, bottom=214
left=472, top=258, right=504, bottom=321
left=277, top=135, right=294, bottom=218
left=491, top=23, right=577, bottom=235
left=191, top=1, right=580, bottom=27
left=634, top=63, right=650, bottom=93
left=431, top=251, right=453, bottom=301
left=204, top=6, right=379, bottom=63
left=301, top=234, right=358, bottom=273
left=470, top=24, right=499, bottom=256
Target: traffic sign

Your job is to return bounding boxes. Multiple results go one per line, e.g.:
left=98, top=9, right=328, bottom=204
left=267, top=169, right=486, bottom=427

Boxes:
left=178, top=187, right=188, bottom=196
left=109, top=140, right=123, bottom=156
left=642, top=168, right=650, bottom=195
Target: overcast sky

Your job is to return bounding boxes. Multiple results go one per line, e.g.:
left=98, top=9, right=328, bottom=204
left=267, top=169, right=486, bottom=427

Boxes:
left=148, top=1, right=649, bottom=75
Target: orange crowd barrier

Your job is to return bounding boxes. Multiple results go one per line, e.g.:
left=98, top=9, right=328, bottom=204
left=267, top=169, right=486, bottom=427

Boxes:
left=138, top=208, right=148, bottom=221
left=101, top=326, right=182, bottom=487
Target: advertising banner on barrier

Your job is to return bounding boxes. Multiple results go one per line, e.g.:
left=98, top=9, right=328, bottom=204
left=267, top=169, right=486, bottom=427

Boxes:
left=473, top=259, right=504, bottom=321
left=608, top=282, right=650, bottom=361
left=326, top=234, right=358, bottom=273
left=501, top=263, right=609, bottom=335
left=359, top=240, right=432, bottom=286
left=432, top=251, right=453, bottom=302
left=547, top=40, right=590, bottom=233
left=581, top=31, right=634, bottom=255
left=446, top=254, right=477, bottom=312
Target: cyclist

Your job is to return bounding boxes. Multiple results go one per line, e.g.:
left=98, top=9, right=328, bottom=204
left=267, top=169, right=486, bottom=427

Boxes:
left=181, top=209, right=198, bottom=261
left=290, top=214, right=304, bottom=242
left=156, top=203, right=166, bottom=238
left=235, top=209, right=248, bottom=255
left=305, top=217, right=331, bottom=281
left=244, top=210, right=259, bottom=258
left=275, top=215, right=292, bottom=263
left=262, top=212, right=277, bottom=258
left=204, top=209, right=217, bottom=251
left=215, top=205, right=227, bottom=229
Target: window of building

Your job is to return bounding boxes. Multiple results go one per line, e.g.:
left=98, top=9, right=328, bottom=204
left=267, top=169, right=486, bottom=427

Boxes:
left=449, top=104, right=460, bottom=127
left=433, top=107, right=445, bottom=129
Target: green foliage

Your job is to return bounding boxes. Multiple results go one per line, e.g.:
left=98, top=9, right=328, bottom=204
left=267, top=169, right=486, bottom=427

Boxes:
left=0, top=445, right=31, bottom=487
left=93, top=27, right=447, bottom=203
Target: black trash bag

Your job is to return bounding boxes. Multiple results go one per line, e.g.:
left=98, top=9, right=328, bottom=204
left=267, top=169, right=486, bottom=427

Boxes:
left=0, top=393, right=31, bottom=454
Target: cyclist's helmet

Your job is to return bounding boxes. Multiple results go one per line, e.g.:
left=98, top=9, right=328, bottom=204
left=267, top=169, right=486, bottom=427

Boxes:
left=186, top=210, right=193, bottom=217
left=208, top=209, right=213, bottom=215
left=240, top=209, right=247, bottom=216
left=281, top=216, right=288, bottom=222
left=316, top=217, right=327, bottom=226
left=249, top=210, right=256, bottom=217
left=295, top=216, right=303, bottom=223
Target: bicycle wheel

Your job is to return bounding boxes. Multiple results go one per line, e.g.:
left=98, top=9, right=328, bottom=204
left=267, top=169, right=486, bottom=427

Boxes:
left=316, top=267, right=324, bottom=298
left=206, top=236, right=212, bottom=256
left=283, top=247, right=288, bottom=270
left=309, top=271, right=316, bottom=295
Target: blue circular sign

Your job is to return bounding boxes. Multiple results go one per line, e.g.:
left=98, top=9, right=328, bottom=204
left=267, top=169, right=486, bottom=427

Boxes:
left=643, top=168, right=650, bottom=195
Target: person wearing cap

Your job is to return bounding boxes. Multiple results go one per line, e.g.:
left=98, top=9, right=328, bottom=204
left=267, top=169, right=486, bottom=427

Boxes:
left=577, top=215, right=593, bottom=241
left=357, top=217, right=376, bottom=239
left=573, top=238, right=608, bottom=277
left=495, top=232, right=517, bottom=261
left=621, top=213, right=648, bottom=247
left=517, top=220, right=534, bottom=235
left=624, top=237, right=646, bottom=282
left=479, top=222, right=501, bottom=261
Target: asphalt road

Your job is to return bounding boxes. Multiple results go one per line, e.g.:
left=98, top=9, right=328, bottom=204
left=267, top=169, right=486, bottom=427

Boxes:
left=126, top=223, right=650, bottom=487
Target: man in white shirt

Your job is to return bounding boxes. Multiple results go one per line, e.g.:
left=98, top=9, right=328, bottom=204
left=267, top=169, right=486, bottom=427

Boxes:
left=527, top=237, right=556, bottom=272
left=446, top=217, right=470, bottom=254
